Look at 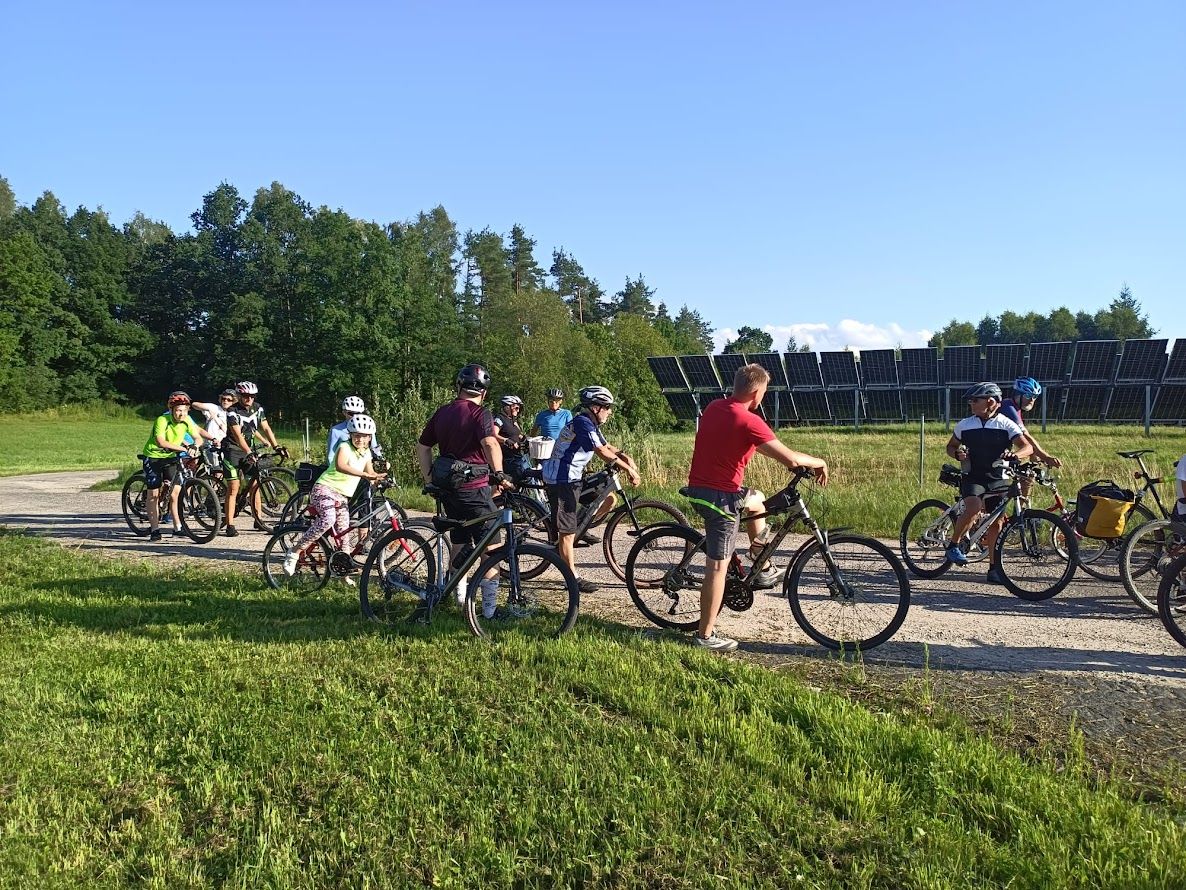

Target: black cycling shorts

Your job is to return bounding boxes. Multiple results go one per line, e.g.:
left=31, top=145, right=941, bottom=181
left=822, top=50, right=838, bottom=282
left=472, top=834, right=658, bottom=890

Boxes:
left=142, top=456, right=179, bottom=490
left=441, top=485, right=501, bottom=548
left=959, top=474, right=1011, bottom=501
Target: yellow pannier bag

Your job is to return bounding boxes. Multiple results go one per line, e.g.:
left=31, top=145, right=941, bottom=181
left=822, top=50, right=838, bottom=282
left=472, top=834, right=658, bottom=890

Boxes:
left=1075, top=480, right=1136, bottom=539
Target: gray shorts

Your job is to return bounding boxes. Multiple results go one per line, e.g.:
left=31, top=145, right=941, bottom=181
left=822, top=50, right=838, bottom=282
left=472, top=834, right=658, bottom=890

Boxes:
left=684, top=486, right=751, bottom=561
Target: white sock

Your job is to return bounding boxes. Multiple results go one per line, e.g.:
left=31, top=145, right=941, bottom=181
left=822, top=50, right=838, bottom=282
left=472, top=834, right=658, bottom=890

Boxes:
left=455, top=572, right=471, bottom=606
left=481, top=578, right=498, bottom=619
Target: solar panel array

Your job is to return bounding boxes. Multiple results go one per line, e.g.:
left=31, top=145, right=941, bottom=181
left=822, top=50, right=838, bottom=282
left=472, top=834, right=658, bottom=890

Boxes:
left=646, top=339, right=1185, bottom=426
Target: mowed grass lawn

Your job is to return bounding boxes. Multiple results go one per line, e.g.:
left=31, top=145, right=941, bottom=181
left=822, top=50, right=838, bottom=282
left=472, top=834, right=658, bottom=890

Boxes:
left=0, top=532, right=1183, bottom=887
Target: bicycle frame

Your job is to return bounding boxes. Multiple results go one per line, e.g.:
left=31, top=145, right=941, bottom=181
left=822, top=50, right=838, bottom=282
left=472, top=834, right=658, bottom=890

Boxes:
left=1129, top=453, right=1172, bottom=519
left=519, top=464, right=643, bottom=538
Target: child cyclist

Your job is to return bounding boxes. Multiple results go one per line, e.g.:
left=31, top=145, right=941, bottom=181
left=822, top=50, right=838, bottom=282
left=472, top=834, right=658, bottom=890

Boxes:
left=141, top=391, right=219, bottom=541
left=283, top=414, right=385, bottom=576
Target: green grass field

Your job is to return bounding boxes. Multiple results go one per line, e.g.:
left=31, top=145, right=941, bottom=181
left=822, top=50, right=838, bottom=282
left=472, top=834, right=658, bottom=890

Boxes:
left=0, top=531, right=1182, bottom=887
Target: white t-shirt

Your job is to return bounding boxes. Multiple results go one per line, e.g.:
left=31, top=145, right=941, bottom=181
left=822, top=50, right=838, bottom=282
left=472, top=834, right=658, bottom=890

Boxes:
left=200, top=405, right=228, bottom=444
left=1175, top=454, right=1186, bottom=503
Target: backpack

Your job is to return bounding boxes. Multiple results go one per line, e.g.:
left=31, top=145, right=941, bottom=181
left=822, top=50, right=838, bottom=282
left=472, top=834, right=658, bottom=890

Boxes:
left=1075, top=480, right=1136, bottom=539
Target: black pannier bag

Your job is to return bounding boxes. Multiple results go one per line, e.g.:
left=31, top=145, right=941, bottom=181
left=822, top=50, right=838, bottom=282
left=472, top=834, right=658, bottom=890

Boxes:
left=295, top=462, right=327, bottom=493
left=1075, top=479, right=1136, bottom=539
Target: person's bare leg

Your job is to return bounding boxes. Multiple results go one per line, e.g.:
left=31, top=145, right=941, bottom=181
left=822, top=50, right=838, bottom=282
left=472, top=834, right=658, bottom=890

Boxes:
left=951, top=495, right=983, bottom=544
left=147, top=489, right=161, bottom=531
left=698, top=559, right=728, bottom=639
left=225, top=478, right=240, bottom=526
left=557, top=532, right=576, bottom=577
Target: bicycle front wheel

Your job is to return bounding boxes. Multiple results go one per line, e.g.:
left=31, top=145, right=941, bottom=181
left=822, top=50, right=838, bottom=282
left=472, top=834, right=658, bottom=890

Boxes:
left=602, top=499, right=688, bottom=582
left=1121, top=520, right=1186, bottom=615
left=1157, top=554, right=1186, bottom=649
left=995, top=510, right=1077, bottom=601
left=465, top=543, right=579, bottom=640
left=1074, top=502, right=1155, bottom=582
left=623, top=524, right=705, bottom=631
left=256, top=474, right=295, bottom=525
left=279, top=490, right=312, bottom=528
left=359, top=528, right=437, bottom=625
left=899, top=499, right=956, bottom=579
left=121, top=472, right=151, bottom=536
left=262, top=524, right=331, bottom=594
left=179, top=478, right=222, bottom=543
left=787, top=534, right=910, bottom=651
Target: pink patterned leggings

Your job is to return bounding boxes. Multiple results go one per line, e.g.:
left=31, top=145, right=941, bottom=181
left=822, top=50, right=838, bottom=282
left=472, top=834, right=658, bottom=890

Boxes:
left=296, top=483, right=350, bottom=551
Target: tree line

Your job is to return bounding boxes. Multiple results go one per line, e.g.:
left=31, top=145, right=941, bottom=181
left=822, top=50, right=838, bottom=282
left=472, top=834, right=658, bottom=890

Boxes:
left=0, top=176, right=716, bottom=431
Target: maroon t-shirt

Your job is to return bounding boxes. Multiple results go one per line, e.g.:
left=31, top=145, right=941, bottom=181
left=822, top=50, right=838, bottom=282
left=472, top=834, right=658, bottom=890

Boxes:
left=687, top=396, right=776, bottom=492
left=419, top=399, right=496, bottom=490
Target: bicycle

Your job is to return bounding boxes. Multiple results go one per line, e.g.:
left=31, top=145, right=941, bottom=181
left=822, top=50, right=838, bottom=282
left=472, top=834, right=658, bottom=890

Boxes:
left=899, top=460, right=1078, bottom=600
left=358, top=483, right=580, bottom=640
left=1156, top=548, right=1186, bottom=649
left=277, top=460, right=409, bottom=531
left=121, top=452, right=223, bottom=544
left=208, top=446, right=296, bottom=533
left=508, top=461, right=687, bottom=581
left=1120, top=514, right=1186, bottom=615
left=623, top=466, right=911, bottom=651
left=261, top=489, right=407, bottom=593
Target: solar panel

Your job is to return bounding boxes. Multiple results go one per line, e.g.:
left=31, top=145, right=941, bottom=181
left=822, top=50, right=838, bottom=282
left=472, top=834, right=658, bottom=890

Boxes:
left=859, top=349, right=898, bottom=386
left=1028, top=341, right=1071, bottom=384
left=712, top=353, right=747, bottom=387
left=662, top=391, right=700, bottom=421
left=941, top=345, right=982, bottom=385
left=1164, top=341, right=1186, bottom=382
left=899, top=348, right=939, bottom=385
left=761, top=390, right=796, bottom=426
left=985, top=343, right=1027, bottom=384
left=792, top=389, right=831, bottom=420
left=750, top=352, right=789, bottom=388
left=1069, top=340, right=1119, bottom=383
left=784, top=352, right=824, bottom=388
left=1103, top=384, right=1153, bottom=421
left=902, top=389, right=942, bottom=421
left=678, top=355, right=721, bottom=390
left=646, top=356, right=688, bottom=390
left=1062, top=385, right=1108, bottom=421
left=863, top=389, right=903, bottom=421
left=820, top=351, right=859, bottom=388
left=1153, top=384, right=1186, bottom=421
left=1116, top=339, right=1168, bottom=382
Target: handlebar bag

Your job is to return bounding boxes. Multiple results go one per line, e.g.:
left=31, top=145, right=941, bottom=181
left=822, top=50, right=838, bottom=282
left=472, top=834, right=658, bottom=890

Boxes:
left=1075, top=480, right=1136, bottom=538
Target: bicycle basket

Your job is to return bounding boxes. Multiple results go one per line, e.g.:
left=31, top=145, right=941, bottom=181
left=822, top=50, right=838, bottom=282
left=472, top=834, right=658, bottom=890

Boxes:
left=296, top=462, right=327, bottom=493
left=938, top=464, right=962, bottom=489
left=1075, top=480, right=1136, bottom=538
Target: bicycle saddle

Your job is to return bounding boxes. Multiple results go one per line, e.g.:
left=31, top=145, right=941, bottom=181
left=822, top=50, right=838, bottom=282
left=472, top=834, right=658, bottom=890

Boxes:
left=1117, top=450, right=1154, bottom=458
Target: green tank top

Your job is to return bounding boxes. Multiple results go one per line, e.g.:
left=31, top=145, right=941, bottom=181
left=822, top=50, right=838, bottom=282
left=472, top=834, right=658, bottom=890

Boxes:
left=317, top=441, right=368, bottom=497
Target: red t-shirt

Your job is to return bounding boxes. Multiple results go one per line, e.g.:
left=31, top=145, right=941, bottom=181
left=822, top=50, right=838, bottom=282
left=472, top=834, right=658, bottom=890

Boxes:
left=687, top=397, right=776, bottom=492
left=419, top=399, right=495, bottom=491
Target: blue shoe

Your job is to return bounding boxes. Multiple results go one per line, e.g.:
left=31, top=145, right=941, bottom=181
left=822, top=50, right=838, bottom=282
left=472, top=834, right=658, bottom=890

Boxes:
left=986, top=566, right=1006, bottom=585
left=945, top=544, right=968, bottom=566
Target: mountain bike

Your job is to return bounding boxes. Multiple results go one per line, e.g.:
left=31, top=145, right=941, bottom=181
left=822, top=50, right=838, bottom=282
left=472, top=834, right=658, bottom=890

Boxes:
left=1120, top=518, right=1186, bottom=615
left=261, top=493, right=408, bottom=593
left=358, top=483, right=580, bottom=640
left=899, top=460, right=1078, bottom=600
left=623, top=466, right=911, bottom=651
left=121, top=452, right=222, bottom=544
left=1156, top=551, right=1186, bottom=649
left=508, top=462, right=687, bottom=581
left=208, top=447, right=296, bottom=533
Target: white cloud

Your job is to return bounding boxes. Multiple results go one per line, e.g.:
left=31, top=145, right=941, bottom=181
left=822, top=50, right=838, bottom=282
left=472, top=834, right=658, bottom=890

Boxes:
left=713, top=320, right=933, bottom=354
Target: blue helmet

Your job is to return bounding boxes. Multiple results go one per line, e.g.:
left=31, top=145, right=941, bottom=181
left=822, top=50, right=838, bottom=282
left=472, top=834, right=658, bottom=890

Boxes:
left=1013, top=376, right=1042, bottom=397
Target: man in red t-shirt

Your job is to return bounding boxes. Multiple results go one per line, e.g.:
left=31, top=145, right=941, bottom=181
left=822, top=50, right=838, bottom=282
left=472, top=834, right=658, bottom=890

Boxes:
left=685, top=363, right=828, bottom=652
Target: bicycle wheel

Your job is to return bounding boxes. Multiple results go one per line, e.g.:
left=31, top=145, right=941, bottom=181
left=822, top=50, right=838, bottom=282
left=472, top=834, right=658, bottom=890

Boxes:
left=1121, top=520, right=1186, bottom=615
left=602, top=498, right=688, bottom=582
left=262, top=524, right=331, bottom=594
left=899, top=499, right=956, bottom=579
left=257, top=474, right=295, bottom=520
left=465, top=543, right=580, bottom=640
left=623, top=525, right=705, bottom=631
left=787, top=534, right=910, bottom=651
left=498, top=492, right=552, bottom=581
left=179, top=478, right=221, bottom=543
left=1073, top=502, right=1155, bottom=582
left=279, top=490, right=312, bottom=528
left=994, top=509, right=1077, bottom=601
left=359, top=528, right=437, bottom=625
left=1156, top=554, right=1186, bottom=649
left=121, top=473, right=152, bottom=536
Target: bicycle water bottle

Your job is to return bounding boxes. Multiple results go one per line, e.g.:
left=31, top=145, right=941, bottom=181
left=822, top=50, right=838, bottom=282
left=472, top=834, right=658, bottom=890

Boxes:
left=957, top=443, right=971, bottom=475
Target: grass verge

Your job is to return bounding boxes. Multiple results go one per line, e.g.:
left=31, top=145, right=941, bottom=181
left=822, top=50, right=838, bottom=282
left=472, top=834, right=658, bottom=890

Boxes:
left=0, top=532, right=1182, bottom=887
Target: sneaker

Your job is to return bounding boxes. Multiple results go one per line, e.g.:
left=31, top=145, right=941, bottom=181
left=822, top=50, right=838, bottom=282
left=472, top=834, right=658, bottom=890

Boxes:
left=692, top=633, right=738, bottom=652
left=750, top=564, right=783, bottom=590
left=576, top=532, right=601, bottom=547
left=282, top=552, right=299, bottom=576
left=576, top=577, right=599, bottom=594
left=342, top=576, right=356, bottom=588
left=149, top=529, right=162, bottom=542
left=225, top=525, right=239, bottom=538
left=945, top=544, right=968, bottom=565
left=253, top=519, right=270, bottom=532
left=986, top=566, right=1006, bottom=585
left=170, top=527, right=184, bottom=538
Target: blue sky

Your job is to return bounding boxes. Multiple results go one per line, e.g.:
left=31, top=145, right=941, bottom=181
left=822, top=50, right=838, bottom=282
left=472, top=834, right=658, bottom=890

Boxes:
left=3, top=1, right=1182, bottom=352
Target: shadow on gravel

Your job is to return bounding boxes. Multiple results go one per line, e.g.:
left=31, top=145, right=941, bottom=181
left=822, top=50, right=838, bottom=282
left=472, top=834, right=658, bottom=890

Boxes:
left=908, top=578, right=1153, bottom=622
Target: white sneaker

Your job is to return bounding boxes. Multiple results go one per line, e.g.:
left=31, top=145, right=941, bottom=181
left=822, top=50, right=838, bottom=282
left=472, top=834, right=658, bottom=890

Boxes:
left=282, top=552, right=299, bottom=576
left=692, top=633, right=738, bottom=652
left=750, top=564, right=783, bottom=589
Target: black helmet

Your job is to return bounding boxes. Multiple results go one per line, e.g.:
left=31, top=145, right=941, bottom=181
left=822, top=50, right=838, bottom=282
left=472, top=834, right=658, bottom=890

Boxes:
left=546, top=387, right=564, bottom=400
left=456, top=364, right=491, bottom=393
left=963, top=382, right=1002, bottom=400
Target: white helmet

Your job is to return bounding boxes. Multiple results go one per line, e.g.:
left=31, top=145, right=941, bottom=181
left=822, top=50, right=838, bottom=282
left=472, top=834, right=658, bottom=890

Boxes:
left=500, top=395, right=523, bottom=408
left=341, top=395, right=366, bottom=413
left=236, top=381, right=259, bottom=395
left=347, top=414, right=376, bottom=435
left=579, top=385, right=615, bottom=408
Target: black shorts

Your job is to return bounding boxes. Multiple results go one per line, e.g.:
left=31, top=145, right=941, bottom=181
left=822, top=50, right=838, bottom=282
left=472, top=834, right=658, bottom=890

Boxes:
left=959, top=474, right=1011, bottom=501
left=441, top=485, right=500, bottom=548
left=142, top=456, right=180, bottom=490
left=545, top=482, right=583, bottom=536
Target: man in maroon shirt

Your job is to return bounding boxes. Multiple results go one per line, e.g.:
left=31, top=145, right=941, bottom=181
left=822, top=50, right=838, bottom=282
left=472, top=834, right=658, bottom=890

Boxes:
left=417, top=363, right=512, bottom=619
left=685, top=363, right=828, bottom=652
